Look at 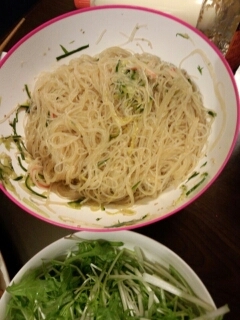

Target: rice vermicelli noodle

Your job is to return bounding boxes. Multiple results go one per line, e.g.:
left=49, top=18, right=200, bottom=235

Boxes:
left=24, top=47, right=213, bottom=205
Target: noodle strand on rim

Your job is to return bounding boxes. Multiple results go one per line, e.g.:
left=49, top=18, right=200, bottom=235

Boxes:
left=24, top=47, right=213, bottom=205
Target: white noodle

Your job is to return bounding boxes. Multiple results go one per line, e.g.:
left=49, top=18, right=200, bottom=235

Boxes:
left=24, top=47, right=213, bottom=205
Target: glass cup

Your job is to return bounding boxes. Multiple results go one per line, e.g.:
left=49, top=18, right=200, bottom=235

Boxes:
left=196, top=0, right=240, bottom=55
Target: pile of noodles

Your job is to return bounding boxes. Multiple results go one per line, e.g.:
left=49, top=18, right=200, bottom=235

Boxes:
left=24, top=47, right=213, bottom=205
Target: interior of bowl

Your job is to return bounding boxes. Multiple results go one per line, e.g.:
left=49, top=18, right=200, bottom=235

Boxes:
left=0, top=5, right=239, bottom=231
left=0, top=230, right=216, bottom=318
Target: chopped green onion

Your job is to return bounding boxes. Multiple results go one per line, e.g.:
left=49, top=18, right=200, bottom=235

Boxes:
left=208, top=110, right=217, bottom=117
left=115, top=60, right=121, bottom=72
left=200, top=161, right=207, bottom=168
left=67, top=198, right=85, bottom=208
left=186, top=171, right=199, bottom=182
left=60, top=44, right=69, bottom=54
left=197, top=65, right=204, bottom=75
left=186, top=173, right=208, bottom=196
left=24, top=84, right=31, bottom=99
left=132, top=181, right=141, bottom=191
left=56, top=44, right=89, bottom=61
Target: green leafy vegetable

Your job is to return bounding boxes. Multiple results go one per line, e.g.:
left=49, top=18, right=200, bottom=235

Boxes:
left=6, top=239, right=229, bottom=320
left=115, top=59, right=121, bottom=72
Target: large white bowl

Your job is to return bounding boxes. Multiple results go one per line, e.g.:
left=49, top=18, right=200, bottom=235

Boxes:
left=0, top=230, right=216, bottom=318
left=0, top=5, right=239, bottom=231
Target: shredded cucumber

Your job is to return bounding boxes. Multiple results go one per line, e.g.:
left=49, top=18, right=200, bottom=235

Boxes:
left=5, top=238, right=229, bottom=320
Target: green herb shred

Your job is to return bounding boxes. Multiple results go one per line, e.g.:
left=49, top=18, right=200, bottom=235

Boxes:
left=67, top=198, right=85, bottom=209
left=200, top=161, right=207, bottom=168
left=56, top=44, right=89, bottom=61
left=132, top=180, right=141, bottom=191
left=186, top=172, right=208, bottom=196
left=24, top=84, right=31, bottom=99
left=186, top=171, right=199, bottom=183
left=197, top=65, right=204, bottom=75
left=60, top=44, right=69, bottom=54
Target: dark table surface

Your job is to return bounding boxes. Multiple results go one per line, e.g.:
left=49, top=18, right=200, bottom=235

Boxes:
left=0, top=1, right=240, bottom=319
